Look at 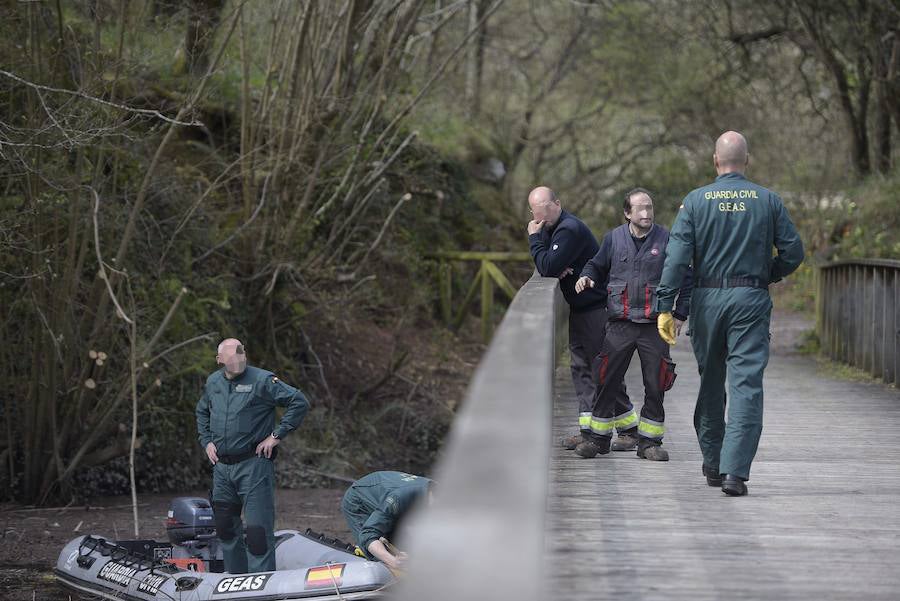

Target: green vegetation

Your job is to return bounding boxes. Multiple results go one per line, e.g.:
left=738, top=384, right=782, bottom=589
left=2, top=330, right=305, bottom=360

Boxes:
left=815, top=356, right=895, bottom=388
left=1, top=0, right=897, bottom=504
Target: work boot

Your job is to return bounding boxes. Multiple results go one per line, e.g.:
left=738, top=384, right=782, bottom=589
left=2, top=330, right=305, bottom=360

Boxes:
left=562, top=432, right=588, bottom=450
left=702, top=464, right=723, bottom=487
left=574, top=437, right=610, bottom=458
left=636, top=440, right=669, bottom=461
left=721, top=474, right=748, bottom=496
left=611, top=431, right=639, bottom=452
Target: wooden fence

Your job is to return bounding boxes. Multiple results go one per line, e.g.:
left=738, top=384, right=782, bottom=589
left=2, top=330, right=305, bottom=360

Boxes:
left=428, top=251, right=531, bottom=342
left=817, top=259, right=900, bottom=386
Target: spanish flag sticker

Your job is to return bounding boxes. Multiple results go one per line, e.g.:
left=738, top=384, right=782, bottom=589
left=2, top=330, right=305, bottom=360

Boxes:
left=305, top=563, right=345, bottom=588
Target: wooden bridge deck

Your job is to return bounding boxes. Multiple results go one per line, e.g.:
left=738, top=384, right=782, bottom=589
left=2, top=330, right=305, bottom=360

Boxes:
left=545, top=320, right=900, bottom=600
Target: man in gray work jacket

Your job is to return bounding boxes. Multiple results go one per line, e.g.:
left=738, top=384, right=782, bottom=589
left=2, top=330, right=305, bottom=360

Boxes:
left=575, top=188, right=692, bottom=460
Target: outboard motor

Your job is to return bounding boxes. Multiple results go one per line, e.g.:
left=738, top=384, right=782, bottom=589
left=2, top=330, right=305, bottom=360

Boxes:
left=165, top=497, right=223, bottom=572
left=165, top=497, right=216, bottom=547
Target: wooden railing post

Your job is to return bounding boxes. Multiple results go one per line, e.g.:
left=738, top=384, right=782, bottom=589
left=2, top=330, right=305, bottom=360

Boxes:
left=453, top=266, right=483, bottom=332
left=438, top=260, right=452, bottom=325
left=481, top=260, right=493, bottom=342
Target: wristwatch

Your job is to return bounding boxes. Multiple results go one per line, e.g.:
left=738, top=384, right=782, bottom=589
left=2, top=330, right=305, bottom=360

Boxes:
left=271, top=431, right=280, bottom=440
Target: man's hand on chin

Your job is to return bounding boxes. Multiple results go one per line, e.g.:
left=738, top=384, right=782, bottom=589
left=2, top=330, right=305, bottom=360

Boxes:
left=527, top=220, right=545, bottom=235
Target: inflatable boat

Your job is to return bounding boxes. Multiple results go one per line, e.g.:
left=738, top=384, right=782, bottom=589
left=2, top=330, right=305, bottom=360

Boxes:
left=54, top=497, right=394, bottom=600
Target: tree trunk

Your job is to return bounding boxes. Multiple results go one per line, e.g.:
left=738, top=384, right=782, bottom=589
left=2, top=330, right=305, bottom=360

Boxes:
left=426, top=0, right=442, bottom=72
left=464, top=0, right=480, bottom=118
left=795, top=4, right=872, bottom=176
left=875, top=59, right=892, bottom=174
left=852, top=69, right=871, bottom=176
left=183, top=0, right=225, bottom=76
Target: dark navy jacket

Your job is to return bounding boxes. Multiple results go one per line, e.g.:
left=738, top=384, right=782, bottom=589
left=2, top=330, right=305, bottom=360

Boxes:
left=529, top=210, right=606, bottom=313
left=582, top=224, right=692, bottom=322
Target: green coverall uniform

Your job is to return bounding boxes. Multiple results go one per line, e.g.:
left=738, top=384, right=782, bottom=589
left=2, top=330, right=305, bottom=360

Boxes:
left=341, top=471, right=432, bottom=560
left=655, top=172, right=804, bottom=480
left=196, top=365, right=310, bottom=573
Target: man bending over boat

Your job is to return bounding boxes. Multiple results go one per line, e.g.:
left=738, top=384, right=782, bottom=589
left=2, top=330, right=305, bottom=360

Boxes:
left=341, top=471, right=433, bottom=572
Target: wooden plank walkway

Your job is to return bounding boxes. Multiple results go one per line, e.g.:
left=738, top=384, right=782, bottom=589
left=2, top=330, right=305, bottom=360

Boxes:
left=545, top=317, right=900, bottom=600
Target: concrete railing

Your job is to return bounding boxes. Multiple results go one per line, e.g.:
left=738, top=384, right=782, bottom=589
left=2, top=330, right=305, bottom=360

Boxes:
left=394, top=271, right=568, bottom=601
left=817, top=259, right=900, bottom=386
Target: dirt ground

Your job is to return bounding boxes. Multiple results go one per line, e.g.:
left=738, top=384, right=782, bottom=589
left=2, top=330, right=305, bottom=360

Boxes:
left=0, top=487, right=352, bottom=601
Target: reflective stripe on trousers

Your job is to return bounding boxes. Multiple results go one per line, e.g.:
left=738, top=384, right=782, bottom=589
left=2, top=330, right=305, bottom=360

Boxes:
left=614, top=409, right=638, bottom=431
left=638, top=417, right=665, bottom=440
left=590, top=417, right=614, bottom=436
left=579, top=412, right=592, bottom=431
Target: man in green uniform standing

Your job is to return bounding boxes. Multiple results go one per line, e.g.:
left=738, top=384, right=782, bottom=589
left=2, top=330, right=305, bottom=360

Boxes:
left=655, top=131, right=804, bottom=496
left=196, top=338, right=310, bottom=572
left=341, top=471, right=433, bottom=572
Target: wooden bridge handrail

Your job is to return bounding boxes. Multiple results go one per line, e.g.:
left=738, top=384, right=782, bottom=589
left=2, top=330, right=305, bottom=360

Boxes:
left=393, top=269, right=568, bottom=601
left=818, top=258, right=900, bottom=270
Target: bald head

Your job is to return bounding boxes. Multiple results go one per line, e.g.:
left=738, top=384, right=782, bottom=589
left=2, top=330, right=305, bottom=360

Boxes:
left=528, top=186, right=556, bottom=205
left=217, top=338, right=243, bottom=354
left=217, top=338, right=247, bottom=378
left=714, top=131, right=749, bottom=174
left=528, top=186, right=562, bottom=226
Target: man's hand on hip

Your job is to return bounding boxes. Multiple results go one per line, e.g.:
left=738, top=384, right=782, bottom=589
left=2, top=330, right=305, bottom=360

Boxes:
left=575, top=276, right=594, bottom=294
left=527, top=220, right=545, bottom=235
left=255, top=435, right=280, bottom=458
left=205, top=442, right=219, bottom=465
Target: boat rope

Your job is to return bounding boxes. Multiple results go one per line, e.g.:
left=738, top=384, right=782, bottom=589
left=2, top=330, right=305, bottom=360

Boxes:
left=324, top=561, right=345, bottom=600
left=75, top=535, right=180, bottom=601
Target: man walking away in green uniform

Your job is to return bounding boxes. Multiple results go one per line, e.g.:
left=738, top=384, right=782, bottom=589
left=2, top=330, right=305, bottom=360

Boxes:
left=196, top=338, right=310, bottom=572
left=655, top=131, right=804, bottom=496
left=341, top=471, right=433, bottom=573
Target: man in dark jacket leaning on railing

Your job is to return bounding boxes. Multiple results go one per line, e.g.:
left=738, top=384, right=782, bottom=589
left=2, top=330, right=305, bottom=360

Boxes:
left=527, top=186, right=638, bottom=452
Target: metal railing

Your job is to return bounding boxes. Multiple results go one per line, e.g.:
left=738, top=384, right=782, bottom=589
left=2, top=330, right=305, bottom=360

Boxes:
left=393, top=270, right=568, bottom=601
left=817, top=259, right=900, bottom=386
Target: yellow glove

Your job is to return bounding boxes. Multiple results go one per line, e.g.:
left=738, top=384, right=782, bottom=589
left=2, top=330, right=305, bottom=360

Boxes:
left=657, top=312, right=677, bottom=346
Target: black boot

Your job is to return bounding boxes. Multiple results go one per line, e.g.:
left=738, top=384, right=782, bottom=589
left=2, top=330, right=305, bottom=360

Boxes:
left=611, top=428, right=639, bottom=452
left=636, top=438, right=669, bottom=461
left=562, top=431, right=589, bottom=450
left=574, top=435, right=611, bottom=458
left=721, top=474, right=748, bottom=496
left=702, top=464, right=722, bottom=487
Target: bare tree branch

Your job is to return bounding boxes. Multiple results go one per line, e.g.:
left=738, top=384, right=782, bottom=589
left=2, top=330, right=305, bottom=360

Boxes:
left=0, top=69, right=204, bottom=127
